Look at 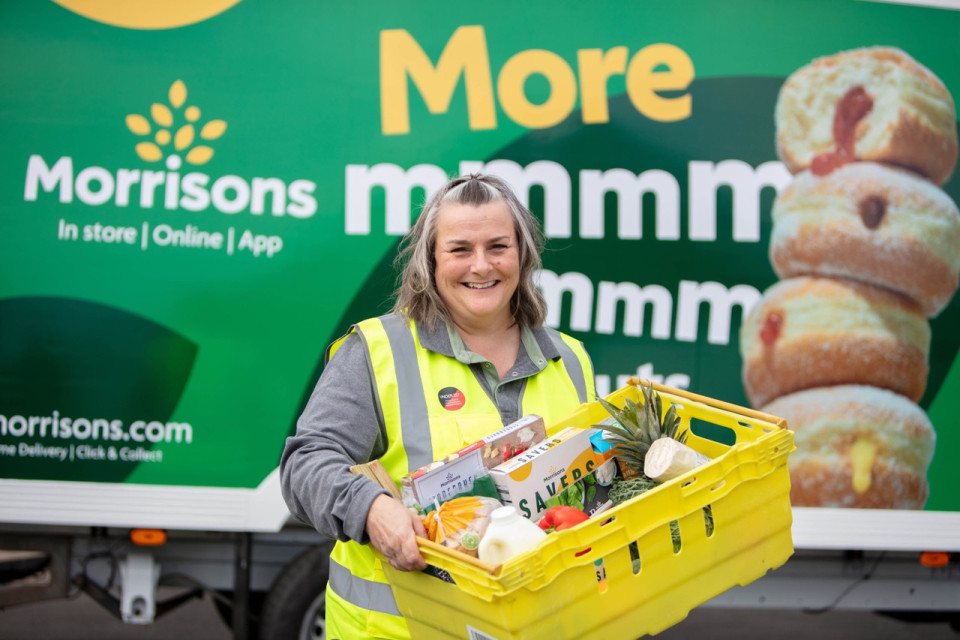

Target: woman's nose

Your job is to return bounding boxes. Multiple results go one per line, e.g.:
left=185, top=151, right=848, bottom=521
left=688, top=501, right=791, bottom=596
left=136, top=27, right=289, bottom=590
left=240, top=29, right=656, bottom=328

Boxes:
left=470, top=249, right=490, bottom=272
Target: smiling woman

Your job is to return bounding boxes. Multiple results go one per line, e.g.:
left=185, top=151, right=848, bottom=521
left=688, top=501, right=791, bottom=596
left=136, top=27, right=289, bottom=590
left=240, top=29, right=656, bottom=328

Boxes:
left=280, top=173, right=596, bottom=640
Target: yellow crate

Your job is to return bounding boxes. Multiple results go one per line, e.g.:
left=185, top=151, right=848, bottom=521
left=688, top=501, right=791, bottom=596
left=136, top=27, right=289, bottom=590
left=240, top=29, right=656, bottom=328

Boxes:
left=383, top=380, right=795, bottom=640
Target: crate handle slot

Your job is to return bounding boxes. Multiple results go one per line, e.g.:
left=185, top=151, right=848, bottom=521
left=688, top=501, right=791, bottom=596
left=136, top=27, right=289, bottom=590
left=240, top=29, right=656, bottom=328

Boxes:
left=709, top=480, right=726, bottom=492
left=628, top=541, right=641, bottom=575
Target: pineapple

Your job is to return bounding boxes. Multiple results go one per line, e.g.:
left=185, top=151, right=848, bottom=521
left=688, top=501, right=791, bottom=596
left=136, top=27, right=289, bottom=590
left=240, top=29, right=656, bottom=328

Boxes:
left=594, top=381, right=686, bottom=478
left=596, top=381, right=709, bottom=552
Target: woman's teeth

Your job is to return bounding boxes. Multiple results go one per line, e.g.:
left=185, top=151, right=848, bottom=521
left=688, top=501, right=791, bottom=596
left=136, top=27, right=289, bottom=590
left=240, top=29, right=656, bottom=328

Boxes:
left=464, top=281, right=496, bottom=289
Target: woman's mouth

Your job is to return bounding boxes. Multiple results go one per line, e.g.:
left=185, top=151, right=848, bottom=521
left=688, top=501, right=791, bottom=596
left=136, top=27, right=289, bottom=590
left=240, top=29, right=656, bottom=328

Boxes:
left=463, top=281, right=497, bottom=289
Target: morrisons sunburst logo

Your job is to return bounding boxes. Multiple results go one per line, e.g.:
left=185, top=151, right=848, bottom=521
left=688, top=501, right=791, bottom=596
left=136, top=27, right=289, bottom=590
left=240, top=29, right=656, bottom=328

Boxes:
left=125, top=79, right=227, bottom=170
left=24, top=79, right=317, bottom=218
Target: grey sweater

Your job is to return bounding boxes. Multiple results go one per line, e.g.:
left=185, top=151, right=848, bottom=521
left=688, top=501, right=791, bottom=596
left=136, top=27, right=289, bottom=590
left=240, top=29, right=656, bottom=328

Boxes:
left=279, top=315, right=570, bottom=544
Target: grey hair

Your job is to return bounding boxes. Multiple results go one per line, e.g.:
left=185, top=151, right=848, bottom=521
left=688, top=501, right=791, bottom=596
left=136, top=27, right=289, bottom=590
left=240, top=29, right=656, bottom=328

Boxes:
left=392, top=173, right=547, bottom=328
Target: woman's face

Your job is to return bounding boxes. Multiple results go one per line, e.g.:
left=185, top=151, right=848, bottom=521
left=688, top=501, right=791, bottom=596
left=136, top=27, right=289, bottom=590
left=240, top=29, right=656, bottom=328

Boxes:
left=434, top=200, right=520, bottom=331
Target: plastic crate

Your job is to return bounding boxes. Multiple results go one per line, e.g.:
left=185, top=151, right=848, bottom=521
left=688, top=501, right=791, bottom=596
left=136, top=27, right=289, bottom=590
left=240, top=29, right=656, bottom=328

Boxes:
left=383, top=380, right=795, bottom=640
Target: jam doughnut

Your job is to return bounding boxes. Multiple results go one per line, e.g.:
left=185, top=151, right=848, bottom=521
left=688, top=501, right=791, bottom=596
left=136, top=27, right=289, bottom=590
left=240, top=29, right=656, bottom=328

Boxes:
left=740, top=276, right=929, bottom=407
left=770, top=162, right=960, bottom=317
left=775, top=47, right=958, bottom=185
left=763, top=385, right=935, bottom=509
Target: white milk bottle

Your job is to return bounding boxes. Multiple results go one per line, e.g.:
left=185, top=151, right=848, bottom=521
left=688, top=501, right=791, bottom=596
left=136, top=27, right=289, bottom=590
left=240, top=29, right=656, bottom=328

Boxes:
left=477, top=505, right=547, bottom=565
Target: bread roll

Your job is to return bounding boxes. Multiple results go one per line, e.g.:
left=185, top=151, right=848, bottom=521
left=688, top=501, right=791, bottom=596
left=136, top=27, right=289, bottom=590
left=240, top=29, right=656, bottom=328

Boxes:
left=740, top=276, right=929, bottom=407
left=763, top=385, right=935, bottom=509
left=775, top=47, right=958, bottom=185
left=770, top=162, right=960, bottom=317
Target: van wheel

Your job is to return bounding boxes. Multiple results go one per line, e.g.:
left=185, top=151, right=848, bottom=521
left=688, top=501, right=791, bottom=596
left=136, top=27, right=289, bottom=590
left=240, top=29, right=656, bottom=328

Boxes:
left=259, top=541, right=334, bottom=640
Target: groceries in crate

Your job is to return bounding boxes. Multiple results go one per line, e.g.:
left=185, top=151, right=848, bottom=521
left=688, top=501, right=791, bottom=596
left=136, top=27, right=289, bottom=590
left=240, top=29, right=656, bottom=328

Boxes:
left=400, top=414, right=547, bottom=510
left=381, top=382, right=795, bottom=640
left=542, top=456, right=618, bottom=517
left=594, top=381, right=712, bottom=505
left=461, top=413, right=547, bottom=469
left=488, top=426, right=598, bottom=520
left=476, top=505, right=547, bottom=565
left=537, top=505, right=588, bottom=532
left=420, top=495, right=502, bottom=557
left=644, top=436, right=712, bottom=483
left=401, top=448, right=488, bottom=510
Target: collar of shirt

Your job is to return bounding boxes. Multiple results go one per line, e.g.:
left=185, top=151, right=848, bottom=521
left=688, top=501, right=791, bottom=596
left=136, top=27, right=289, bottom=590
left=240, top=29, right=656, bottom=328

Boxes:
left=415, top=318, right=560, bottom=373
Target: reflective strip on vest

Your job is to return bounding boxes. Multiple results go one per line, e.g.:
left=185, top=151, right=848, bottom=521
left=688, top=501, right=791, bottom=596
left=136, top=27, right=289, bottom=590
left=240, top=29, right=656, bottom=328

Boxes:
left=379, top=313, right=434, bottom=471
left=545, top=327, right=590, bottom=403
left=328, top=556, right=401, bottom=617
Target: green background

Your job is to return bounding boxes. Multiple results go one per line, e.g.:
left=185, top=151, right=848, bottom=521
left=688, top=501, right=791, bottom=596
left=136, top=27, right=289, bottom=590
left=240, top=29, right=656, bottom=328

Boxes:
left=1, top=0, right=958, bottom=512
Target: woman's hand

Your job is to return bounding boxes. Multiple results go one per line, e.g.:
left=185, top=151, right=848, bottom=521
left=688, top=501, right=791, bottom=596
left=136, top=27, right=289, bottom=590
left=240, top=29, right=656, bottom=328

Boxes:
left=365, top=494, right=427, bottom=571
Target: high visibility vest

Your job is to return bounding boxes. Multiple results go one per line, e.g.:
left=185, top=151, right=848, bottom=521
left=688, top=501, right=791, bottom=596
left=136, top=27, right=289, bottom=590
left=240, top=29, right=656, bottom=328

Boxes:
left=324, top=313, right=594, bottom=640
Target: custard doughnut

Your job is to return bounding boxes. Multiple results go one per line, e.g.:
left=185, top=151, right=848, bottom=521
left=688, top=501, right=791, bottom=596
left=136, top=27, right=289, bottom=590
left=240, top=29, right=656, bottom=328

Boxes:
left=763, top=385, right=935, bottom=509
left=775, top=47, right=958, bottom=185
left=770, top=162, right=960, bottom=317
left=740, top=276, right=929, bottom=407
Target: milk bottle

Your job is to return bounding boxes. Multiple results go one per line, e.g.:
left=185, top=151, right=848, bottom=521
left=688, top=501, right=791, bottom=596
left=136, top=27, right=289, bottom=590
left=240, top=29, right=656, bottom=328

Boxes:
left=477, top=505, right=547, bottom=565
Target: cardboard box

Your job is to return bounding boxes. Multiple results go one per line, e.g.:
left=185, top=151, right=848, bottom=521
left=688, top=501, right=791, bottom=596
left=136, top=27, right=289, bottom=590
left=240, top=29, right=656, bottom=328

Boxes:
left=455, top=414, right=547, bottom=469
left=401, top=448, right=486, bottom=509
left=489, top=427, right=597, bottom=520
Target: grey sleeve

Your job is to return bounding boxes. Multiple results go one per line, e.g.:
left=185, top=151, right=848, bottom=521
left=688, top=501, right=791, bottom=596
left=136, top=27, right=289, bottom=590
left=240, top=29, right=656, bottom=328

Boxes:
left=279, top=332, right=390, bottom=543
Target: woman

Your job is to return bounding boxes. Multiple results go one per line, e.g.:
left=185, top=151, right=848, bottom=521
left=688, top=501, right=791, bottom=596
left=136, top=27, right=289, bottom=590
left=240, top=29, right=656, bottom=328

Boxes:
left=280, top=173, right=595, bottom=639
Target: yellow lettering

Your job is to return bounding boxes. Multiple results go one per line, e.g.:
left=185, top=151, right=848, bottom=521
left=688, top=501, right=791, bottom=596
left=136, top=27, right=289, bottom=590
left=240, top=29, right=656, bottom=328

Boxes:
left=380, top=26, right=496, bottom=135
left=498, top=49, right=577, bottom=129
left=625, top=43, right=694, bottom=122
left=379, top=30, right=695, bottom=134
left=577, top=47, right=628, bottom=124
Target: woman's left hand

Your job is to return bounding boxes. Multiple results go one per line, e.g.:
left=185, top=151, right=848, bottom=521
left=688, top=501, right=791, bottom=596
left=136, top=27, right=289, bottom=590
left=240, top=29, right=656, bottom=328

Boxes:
left=365, top=494, right=428, bottom=571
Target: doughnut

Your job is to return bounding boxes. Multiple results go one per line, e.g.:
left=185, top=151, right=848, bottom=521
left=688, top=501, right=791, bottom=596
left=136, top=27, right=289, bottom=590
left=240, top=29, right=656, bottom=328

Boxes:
left=763, top=385, right=935, bottom=509
left=775, top=46, right=958, bottom=185
left=740, top=276, right=929, bottom=408
left=770, top=162, right=960, bottom=317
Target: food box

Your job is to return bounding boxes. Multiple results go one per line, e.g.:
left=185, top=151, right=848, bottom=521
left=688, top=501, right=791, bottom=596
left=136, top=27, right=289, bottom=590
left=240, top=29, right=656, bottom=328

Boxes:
left=488, top=426, right=596, bottom=521
left=456, top=414, right=547, bottom=469
left=401, top=448, right=487, bottom=509
left=401, top=415, right=548, bottom=509
left=382, top=379, right=795, bottom=640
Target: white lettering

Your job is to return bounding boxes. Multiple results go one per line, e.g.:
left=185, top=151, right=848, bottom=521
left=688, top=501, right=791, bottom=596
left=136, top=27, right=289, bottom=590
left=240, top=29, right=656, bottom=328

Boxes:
left=594, top=280, right=673, bottom=339
left=211, top=175, right=251, bottom=214
left=688, top=160, right=791, bottom=242
left=674, top=280, right=760, bottom=344
left=24, top=155, right=73, bottom=202
left=579, top=168, right=680, bottom=240
left=537, top=269, right=594, bottom=331
left=345, top=163, right=448, bottom=234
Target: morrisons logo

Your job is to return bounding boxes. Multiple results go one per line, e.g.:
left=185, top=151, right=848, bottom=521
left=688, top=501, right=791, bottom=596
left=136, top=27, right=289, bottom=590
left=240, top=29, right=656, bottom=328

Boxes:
left=24, top=80, right=317, bottom=218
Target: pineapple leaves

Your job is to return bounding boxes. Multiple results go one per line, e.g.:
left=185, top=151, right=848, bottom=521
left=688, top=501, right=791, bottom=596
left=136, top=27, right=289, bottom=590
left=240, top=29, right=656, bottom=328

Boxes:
left=593, top=381, right=689, bottom=477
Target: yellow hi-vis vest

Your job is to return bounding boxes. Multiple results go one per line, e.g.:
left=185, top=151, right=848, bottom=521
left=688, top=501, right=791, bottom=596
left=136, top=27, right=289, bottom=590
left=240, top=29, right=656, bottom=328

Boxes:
left=324, top=314, right=594, bottom=640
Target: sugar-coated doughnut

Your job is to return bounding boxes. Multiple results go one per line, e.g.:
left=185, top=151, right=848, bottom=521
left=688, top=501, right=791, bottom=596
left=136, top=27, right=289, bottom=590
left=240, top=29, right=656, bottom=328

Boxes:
left=770, top=162, right=960, bottom=317
left=740, top=276, right=929, bottom=407
left=763, top=385, right=935, bottom=509
left=775, top=47, right=958, bottom=185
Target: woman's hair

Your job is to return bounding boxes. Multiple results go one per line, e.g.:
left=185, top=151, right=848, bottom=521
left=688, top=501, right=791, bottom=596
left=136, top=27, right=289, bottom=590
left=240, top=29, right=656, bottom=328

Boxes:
left=392, top=173, right=547, bottom=328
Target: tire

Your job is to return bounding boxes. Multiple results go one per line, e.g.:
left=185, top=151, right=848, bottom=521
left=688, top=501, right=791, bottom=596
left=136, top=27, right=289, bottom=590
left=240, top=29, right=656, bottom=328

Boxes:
left=258, top=541, right=335, bottom=640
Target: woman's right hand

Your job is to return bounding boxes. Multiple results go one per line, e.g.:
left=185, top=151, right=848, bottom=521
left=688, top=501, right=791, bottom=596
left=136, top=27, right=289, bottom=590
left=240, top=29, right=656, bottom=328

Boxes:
left=365, top=494, right=427, bottom=571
